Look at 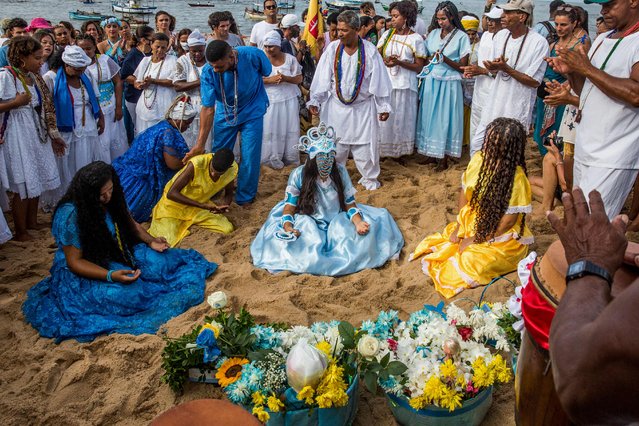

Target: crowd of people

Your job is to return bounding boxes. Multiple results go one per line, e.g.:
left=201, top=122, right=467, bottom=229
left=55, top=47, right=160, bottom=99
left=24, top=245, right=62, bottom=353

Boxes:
left=1, top=0, right=638, bottom=419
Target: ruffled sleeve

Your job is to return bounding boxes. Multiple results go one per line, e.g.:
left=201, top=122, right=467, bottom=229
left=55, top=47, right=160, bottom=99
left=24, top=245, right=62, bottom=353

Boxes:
left=0, top=69, right=17, bottom=101
left=337, top=164, right=357, bottom=203
left=284, top=166, right=303, bottom=206
left=172, top=56, right=188, bottom=83
left=506, top=167, right=533, bottom=214
left=52, top=203, right=82, bottom=249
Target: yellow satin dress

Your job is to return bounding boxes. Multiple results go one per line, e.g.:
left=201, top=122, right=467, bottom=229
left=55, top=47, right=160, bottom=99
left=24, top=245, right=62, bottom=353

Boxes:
left=410, top=152, right=534, bottom=298
left=149, top=154, right=238, bottom=247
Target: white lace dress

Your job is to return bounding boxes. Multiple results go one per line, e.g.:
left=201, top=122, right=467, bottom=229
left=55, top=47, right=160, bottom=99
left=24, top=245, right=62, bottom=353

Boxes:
left=0, top=69, right=60, bottom=200
left=172, top=55, right=208, bottom=150
left=134, top=56, right=177, bottom=135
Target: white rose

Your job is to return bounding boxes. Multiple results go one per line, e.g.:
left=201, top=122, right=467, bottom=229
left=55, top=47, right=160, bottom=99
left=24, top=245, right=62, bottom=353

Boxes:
left=357, top=335, right=380, bottom=358
left=207, top=291, right=228, bottom=309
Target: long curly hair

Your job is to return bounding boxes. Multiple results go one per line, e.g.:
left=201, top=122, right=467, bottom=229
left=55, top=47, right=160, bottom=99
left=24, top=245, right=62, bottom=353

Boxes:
left=297, top=158, right=347, bottom=215
left=55, top=161, right=141, bottom=268
left=470, top=118, right=527, bottom=243
left=7, top=36, right=41, bottom=69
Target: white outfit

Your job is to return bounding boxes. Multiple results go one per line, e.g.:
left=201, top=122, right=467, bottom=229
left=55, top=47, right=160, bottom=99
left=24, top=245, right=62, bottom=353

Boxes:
left=413, top=17, right=427, bottom=38
left=0, top=211, right=10, bottom=244
left=308, top=40, right=392, bottom=190
left=172, top=55, right=209, bottom=150
left=469, top=31, right=498, bottom=141
left=86, top=55, right=127, bottom=163
left=262, top=53, right=302, bottom=169
left=0, top=69, right=60, bottom=199
left=470, top=29, right=548, bottom=156
left=377, top=31, right=426, bottom=157
left=133, top=56, right=177, bottom=135
left=574, top=31, right=639, bottom=218
left=250, top=21, right=279, bottom=50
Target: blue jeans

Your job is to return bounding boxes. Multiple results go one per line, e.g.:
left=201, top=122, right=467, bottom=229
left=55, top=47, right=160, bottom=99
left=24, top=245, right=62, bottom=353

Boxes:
left=212, top=116, right=264, bottom=205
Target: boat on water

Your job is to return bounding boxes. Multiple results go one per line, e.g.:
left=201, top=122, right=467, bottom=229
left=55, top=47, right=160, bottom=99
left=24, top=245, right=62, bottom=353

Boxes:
left=112, top=0, right=157, bottom=14
left=324, top=0, right=362, bottom=11
left=188, top=1, right=215, bottom=6
left=81, top=0, right=96, bottom=4
left=69, top=10, right=110, bottom=21
left=244, top=6, right=284, bottom=21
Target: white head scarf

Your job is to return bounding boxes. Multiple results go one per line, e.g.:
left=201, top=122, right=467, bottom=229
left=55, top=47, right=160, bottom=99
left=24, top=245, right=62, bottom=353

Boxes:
left=168, top=99, right=197, bottom=121
left=62, top=45, right=92, bottom=67
left=263, top=30, right=282, bottom=48
left=187, top=28, right=206, bottom=47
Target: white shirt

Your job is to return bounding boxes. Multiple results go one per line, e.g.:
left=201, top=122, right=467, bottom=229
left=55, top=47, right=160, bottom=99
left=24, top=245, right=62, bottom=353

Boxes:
left=576, top=31, right=639, bottom=169
left=479, top=28, right=548, bottom=128
left=265, top=53, right=302, bottom=102
left=473, top=31, right=498, bottom=110
left=249, top=21, right=279, bottom=50
left=172, top=54, right=205, bottom=101
left=377, top=31, right=426, bottom=92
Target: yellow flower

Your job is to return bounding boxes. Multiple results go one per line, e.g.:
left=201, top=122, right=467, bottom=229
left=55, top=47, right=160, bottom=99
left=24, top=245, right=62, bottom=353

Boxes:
left=440, top=359, right=457, bottom=379
left=440, top=387, right=463, bottom=412
left=201, top=322, right=221, bottom=338
left=489, top=354, right=512, bottom=383
left=422, top=376, right=445, bottom=405
left=314, top=363, right=349, bottom=408
left=252, top=405, right=270, bottom=423
left=267, top=395, right=285, bottom=412
left=315, top=341, right=333, bottom=358
left=471, top=357, right=495, bottom=388
left=215, top=357, right=249, bottom=387
left=252, top=392, right=266, bottom=406
left=297, top=386, right=315, bottom=405
left=409, top=395, right=426, bottom=410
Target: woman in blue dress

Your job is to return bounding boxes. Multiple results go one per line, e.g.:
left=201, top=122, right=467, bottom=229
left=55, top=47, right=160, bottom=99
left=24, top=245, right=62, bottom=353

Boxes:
left=415, top=1, right=470, bottom=171
left=251, top=123, right=404, bottom=276
left=22, top=161, right=217, bottom=342
left=112, top=95, right=195, bottom=223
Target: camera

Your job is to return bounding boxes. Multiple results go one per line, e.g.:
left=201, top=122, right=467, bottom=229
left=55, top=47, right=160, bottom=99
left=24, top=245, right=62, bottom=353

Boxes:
left=543, top=135, right=564, bottom=152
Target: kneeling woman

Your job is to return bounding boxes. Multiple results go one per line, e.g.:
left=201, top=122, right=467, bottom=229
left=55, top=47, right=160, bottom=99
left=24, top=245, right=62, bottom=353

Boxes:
left=22, top=162, right=217, bottom=342
left=251, top=123, right=404, bottom=276
left=410, top=118, right=533, bottom=298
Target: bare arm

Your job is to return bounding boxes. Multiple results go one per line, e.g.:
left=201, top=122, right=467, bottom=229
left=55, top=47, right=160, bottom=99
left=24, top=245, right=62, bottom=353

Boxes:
left=166, top=163, right=207, bottom=209
left=578, top=61, right=639, bottom=107
left=62, top=245, right=140, bottom=283
left=163, top=151, right=184, bottom=170
left=183, top=105, right=214, bottom=163
left=113, top=74, right=123, bottom=120
left=282, top=73, right=303, bottom=85
left=442, top=53, right=468, bottom=73
left=0, top=94, right=30, bottom=113
left=173, top=79, right=200, bottom=92
left=147, top=77, right=175, bottom=88
left=397, top=56, right=426, bottom=73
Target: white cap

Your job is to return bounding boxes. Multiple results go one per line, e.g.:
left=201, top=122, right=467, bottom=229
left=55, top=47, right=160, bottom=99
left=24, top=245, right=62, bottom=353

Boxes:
left=187, top=28, right=206, bottom=47
left=263, top=30, right=282, bottom=47
left=62, top=45, right=92, bottom=67
left=484, top=7, right=504, bottom=19
left=280, top=14, right=303, bottom=29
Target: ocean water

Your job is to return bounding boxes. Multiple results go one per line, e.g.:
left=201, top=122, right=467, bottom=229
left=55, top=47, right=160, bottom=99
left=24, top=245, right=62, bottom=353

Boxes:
left=2, top=0, right=602, bottom=36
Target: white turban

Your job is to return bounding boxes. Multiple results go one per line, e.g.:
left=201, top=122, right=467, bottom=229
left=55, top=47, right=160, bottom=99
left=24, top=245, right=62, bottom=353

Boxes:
left=263, top=30, right=282, bottom=48
left=169, top=99, right=197, bottom=121
left=62, top=45, right=92, bottom=67
left=187, top=28, right=206, bottom=47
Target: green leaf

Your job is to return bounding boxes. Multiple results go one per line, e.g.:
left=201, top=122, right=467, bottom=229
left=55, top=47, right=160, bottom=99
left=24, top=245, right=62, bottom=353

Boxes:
left=386, top=361, right=408, bottom=376
left=338, top=321, right=355, bottom=340
left=364, top=371, right=378, bottom=394
left=380, top=352, right=390, bottom=368
left=368, top=362, right=383, bottom=373
left=379, top=369, right=389, bottom=381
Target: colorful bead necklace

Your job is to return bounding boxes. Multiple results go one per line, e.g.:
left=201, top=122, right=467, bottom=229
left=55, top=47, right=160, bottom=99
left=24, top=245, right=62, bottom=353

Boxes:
left=334, top=37, right=366, bottom=105
left=218, top=52, right=239, bottom=126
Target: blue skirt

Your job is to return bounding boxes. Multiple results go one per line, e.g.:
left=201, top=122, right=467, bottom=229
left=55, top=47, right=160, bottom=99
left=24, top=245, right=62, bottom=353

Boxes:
left=416, top=77, right=464, bottom=159
left=533, top=97, right=566, bottom=156
left=250, top=202, right=404, bottom=277
left=22, top=244, right=217, bottom=342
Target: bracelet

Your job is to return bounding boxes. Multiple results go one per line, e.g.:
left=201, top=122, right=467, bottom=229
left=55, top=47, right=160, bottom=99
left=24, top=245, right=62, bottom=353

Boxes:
left=106, top=270, right=114, bottom=283
left=346, top=207, right=362, bottom=222
left=281, top=214, right=295, bottom=228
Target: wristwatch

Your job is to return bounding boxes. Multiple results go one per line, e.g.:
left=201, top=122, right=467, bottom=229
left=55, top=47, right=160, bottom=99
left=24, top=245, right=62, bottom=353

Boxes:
left=565, top=260, right=612, bottom=286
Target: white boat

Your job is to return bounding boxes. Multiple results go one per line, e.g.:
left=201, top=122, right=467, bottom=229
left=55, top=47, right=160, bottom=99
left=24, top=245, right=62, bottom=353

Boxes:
left=112, top=0, right=157, bottom=14
left=324, top=0, right=363, bottom=11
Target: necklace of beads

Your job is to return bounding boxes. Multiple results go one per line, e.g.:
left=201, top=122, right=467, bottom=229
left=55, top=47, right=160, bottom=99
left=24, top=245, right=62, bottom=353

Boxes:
left=143, top=57, right=165, bottom=110
left=334, top=37, right=366, bottom=105
left=388, top=29, right=410, bottom=76
left=12, top=67, right=47, bottom=143
left=218, top=51, right=239, bottom=126
left=499, top=29, right=529, bottom=81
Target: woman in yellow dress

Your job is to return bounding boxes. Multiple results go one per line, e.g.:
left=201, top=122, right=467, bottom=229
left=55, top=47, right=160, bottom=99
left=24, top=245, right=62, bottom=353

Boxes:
left=410, top=117, right=533, bottom=298
left=149, top=149, right=237, bottom=247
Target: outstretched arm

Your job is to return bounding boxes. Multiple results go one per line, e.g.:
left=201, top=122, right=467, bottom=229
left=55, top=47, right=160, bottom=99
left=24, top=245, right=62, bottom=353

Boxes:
left=62, top=245, right=141, bottom=283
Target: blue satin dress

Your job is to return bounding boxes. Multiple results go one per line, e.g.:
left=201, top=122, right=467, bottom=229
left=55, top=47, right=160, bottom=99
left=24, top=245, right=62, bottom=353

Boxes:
left=113, top=120, right=189, bottom=223
left=250, top=165, right=404, bottom=276
left=22, top=203, right=217, bottom=342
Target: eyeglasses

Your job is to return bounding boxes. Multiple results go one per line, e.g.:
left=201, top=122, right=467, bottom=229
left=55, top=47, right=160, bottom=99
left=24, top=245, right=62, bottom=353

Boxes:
left=556, top=5, right=575, bottom=11
left=265, top=5, right=277, bottom=9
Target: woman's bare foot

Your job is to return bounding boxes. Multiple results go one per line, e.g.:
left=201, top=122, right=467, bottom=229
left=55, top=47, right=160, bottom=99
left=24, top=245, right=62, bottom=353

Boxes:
left=434, top=158, right=448, bottom=172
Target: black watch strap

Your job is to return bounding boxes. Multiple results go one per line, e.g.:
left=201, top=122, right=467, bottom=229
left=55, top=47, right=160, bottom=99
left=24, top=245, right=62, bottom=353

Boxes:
left=566, top=260, right=612, bottom=286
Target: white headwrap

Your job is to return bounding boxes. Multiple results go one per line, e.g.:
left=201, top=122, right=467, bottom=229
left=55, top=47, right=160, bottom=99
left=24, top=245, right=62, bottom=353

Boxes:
left=187, top=28, right=206, bottom=47
left=62, top=45, right=92, bottom=67
left=168, top=99, right=197, bottom=121
left=263, top=30, right=282, bottom=47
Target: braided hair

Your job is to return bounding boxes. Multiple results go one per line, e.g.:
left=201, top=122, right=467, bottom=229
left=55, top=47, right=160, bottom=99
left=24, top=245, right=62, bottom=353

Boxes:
left=55, top=161, right=140, bottom=269
left=470, top=118, right=527, bottom=243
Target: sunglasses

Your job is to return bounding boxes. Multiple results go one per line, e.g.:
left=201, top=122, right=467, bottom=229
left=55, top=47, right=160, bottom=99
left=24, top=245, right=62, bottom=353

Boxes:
left=556, top=5, right=575, bottom=11
left=265, top=4, right=277, bottom=9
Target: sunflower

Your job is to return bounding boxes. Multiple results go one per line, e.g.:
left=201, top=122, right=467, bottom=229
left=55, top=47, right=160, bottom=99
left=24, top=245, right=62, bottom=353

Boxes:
left=216, top=358, right=249, bottom=387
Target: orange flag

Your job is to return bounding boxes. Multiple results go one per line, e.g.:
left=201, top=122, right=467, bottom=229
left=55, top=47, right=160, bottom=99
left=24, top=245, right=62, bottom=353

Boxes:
left=302, top=0, right=324, bottom=56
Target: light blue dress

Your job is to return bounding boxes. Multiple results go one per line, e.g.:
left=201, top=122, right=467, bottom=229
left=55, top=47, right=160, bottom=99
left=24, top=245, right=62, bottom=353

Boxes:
left=416, top=28, right=471, bottom=159
left=22, top=203, right=217, bottom=342
left=113, top=120, right=189, bottom=223
left=250, top=164, right=404, bottom=276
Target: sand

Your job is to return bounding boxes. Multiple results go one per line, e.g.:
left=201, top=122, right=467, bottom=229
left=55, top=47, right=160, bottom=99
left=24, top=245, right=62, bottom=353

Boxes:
left=0, top=146, right=557, bottom=425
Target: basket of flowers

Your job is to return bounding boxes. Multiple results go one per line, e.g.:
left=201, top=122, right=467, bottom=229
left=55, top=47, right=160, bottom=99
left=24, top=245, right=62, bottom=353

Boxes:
left=356, top=303, right=513, bottom=426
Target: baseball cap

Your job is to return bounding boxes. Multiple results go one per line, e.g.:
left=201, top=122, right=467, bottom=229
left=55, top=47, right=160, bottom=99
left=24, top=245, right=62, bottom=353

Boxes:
left=498, top=0, right=534, bottom=15
left=280, top=14, right=303, bottom=29
left=484, top=8, right=504, bottom=19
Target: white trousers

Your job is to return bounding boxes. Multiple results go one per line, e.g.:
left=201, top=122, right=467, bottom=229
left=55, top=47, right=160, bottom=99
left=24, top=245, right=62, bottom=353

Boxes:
left=573, top=160, right=638, bottom=219
left=335, top=142, right=380, bottom=190
left=126, top=101, right=137, bottom=136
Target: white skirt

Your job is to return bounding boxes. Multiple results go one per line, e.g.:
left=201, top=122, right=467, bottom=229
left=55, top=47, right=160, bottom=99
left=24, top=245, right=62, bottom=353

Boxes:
left=94, top=109, right=128, bottom=164
left=379, top=89, right=417, bottom=158
left=261, top=96, right=300, bottom=169
left=0, top=211, right=10, bottom=244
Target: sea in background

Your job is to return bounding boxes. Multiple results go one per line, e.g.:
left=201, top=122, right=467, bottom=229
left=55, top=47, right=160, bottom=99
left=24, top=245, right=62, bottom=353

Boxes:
left=3, top=0, right=603, bottom=37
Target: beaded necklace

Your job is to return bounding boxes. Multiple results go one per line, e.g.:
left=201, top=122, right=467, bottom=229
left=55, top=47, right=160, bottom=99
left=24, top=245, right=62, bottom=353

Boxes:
left=218, top=51, right=239, bottom=125
left=142, top=57, right=166, bottom=110
left=334, top=37, right=366, bottom=105
left=389, top=30, right=410, bottom=76
left=499, top=28, right=529, bottom=81
left=11, top=67, right=46, bottom=143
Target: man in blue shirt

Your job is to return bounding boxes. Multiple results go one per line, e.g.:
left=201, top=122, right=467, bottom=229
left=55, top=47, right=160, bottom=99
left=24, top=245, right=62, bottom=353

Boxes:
left=184, top=40, right=271, bottom=205
left=0, top=18, right=28, bottom=67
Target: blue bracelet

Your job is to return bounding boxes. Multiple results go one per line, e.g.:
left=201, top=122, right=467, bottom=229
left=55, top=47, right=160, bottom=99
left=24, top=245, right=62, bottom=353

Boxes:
left=106, top=270, right=114, bottom=283
left=347, top=207, right=361, bottom=222
left=281, top=214, right=295, bottom=228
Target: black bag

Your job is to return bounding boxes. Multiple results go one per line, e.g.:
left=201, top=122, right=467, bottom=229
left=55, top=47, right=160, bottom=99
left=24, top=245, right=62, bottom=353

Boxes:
left=300, top=51, right=316, bottom=90
left=540, top=21, right=559, bottom=45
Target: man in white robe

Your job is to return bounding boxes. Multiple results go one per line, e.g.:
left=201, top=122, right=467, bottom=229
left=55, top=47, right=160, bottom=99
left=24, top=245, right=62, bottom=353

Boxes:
left=308, top=10, right=392, bottom=190
left=469, top=0, right=548, bottom=156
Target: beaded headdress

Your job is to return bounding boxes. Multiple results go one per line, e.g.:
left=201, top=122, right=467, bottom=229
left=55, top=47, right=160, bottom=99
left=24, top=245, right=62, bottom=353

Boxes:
left=297, top=122, right=338, bottom=159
